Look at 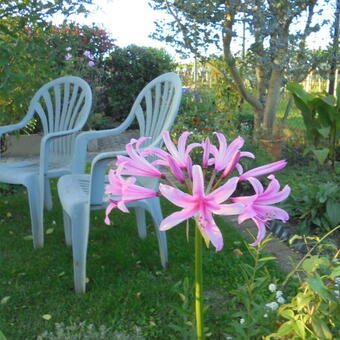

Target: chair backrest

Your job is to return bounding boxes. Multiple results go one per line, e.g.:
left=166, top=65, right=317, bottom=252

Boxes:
left=122, top=72, right=182, bottom=190
left=89, top=72, right=182, bottom=205
left=28, top=76, right=92, bottom=165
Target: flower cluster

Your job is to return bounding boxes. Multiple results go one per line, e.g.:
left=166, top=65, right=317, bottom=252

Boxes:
left=265, top=283, right=286, bottom=311
left=64, top=47, right=95, bottom=67
left=105, top=132, right=291, bottom=250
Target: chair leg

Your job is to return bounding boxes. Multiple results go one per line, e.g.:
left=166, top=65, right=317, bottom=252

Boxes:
left=44, top=178, right=53, bottom=211
left=26, top=176, right=44, bottom=248
left=71, top=204, right=90, bottom=294
left=63, top=210, right=72, bottom=247
left=147, top=197, right=168, bottom=269
left=135, top=207, right=147, bottom=239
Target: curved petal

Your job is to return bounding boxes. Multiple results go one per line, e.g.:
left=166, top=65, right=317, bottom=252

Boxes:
left=213, top=132, right=227, bottom=171
left=201, top=218, right=224, bottom=251
left=208, top=177, right=239, bottom=203
left=192, top=165, right=205, bottom=198
left=104, top=201, right=117, bottom=225
left=239, top=160, right=287, bottom=181
left=240, top=151, right=255, bottom=159
left=213, top=202, right=244, bottom=216
left=177, top=131, right=192, bottom=154
left=249, top=217, right=267, bottom=246
left=159, top=183, right=196, bottom=207
left=257, top=184, right=291, bottom=205
left=162, top=131, right=178, bottom=157
left=159, top=207, right=196, bottom=230
left=248, top=177, right=264, bottom=195
left=237, top=205, right=257, bottom=223
left=254, top=205, right=290, bottom=222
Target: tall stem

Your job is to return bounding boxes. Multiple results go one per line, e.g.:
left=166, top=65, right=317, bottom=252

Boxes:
left=195, top=224, right=204, bottom=340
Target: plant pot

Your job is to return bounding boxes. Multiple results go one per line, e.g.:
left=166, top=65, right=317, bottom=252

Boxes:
left=259, top=138, right=284, bottom=159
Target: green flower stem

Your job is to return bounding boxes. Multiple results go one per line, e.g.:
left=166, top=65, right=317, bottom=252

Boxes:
left=195, top=223, right=204, bottom=340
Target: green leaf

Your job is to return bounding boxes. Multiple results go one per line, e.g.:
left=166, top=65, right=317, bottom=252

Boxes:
left=326, top=200, right=340, bottom=226
left=258, top=256, right=277, bottom=262
left=330, top=266, right=340, bottom=280
left=293, top=320, right=306, bottom=339
left=277, top=321, right=294, bottom=336
left=311, top=316, right=333, bottom=340
left=318, top=126, right=330, bottom=137
left=307, top=275, right=330, bottom=300
left=280, top=309, right=295, bottom=320
left=312, top=148, right=329, bottom=165
left=0, top=330, right=7, bottom=340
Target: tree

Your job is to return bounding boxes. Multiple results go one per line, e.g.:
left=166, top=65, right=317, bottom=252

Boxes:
left=0, top=0, right=94, bottom=125
left=328, top=0, right=340, bottom=95
left=149, top=0, right=329, bottom=138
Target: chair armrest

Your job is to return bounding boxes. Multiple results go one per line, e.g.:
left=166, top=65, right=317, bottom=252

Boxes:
left=39, top=129, right=79, bottom=175
left=71, top=125, right=132, bottom=174
left=0, top=115, right=34, bottom=159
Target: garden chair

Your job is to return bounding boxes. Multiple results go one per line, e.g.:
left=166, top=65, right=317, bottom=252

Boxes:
left=0, top=76, right=92, bottom=248
left=57, top=72, right=182, bottom=293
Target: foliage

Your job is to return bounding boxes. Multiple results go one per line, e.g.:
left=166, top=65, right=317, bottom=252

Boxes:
left=0, top=0, right=95, bottom=126
left=102, top=45, right=176, bottom=124
left=287, top=82, right=340, bottom=167
left=149, top=0, right=328, bottom=137
left=0, top=179, right=285, bottom=339
left=226, top=237, right=281, bottom=339
left=284, top=182, right=340, bottom=235
left=268, top=250, right=340, bottom=340
left=37, top=322, right=144, bottom=340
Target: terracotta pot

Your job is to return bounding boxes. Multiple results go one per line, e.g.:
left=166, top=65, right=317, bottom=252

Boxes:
left=259, top=138, right=284, bottom=159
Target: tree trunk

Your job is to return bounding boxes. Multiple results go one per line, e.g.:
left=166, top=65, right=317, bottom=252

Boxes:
left=262, top=68, right=282, bottom=134
left=328, top=0, right=340, bottom=95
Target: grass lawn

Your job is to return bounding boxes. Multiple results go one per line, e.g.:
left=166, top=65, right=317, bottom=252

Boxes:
left=0, top=180, right=286, bottom=339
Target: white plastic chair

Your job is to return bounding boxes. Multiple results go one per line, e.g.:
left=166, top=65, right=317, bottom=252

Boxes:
left=57, top=72, right=182, bottom=293
left=0, top=76, right=92, bottom=248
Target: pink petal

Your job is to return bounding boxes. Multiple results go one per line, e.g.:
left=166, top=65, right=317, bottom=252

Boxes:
left=213, top=132, right=228, bottom=171
left=239, top=160, right=287, bottom=181
left=159, top=184, right=196, bottom=207
left=167, top=156, right=185, bottom=182
left=222, top=151, right=240, bottom=178
left=213, top=203, right=244, bottom=216
left=254, top=205, right=290, bottom=222
left=197, top=209, right=224, bottom=251
left=192, top=165, right=205, bottom=198
left=208, top=177, right=239, bottom=203
left=177, top=131, right=192, bottom=155
left=248, top=177, right=264, bottom=195
left=249, top=217, right=267, bottom=246
left=162, top=131, right=178, bottom=158
left=159, top=207, right=196, bottom=230
left=104, top=201, right=117, bottom=225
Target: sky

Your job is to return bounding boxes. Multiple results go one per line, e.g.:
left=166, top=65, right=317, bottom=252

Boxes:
left=55, top=0, right=334, bottom=59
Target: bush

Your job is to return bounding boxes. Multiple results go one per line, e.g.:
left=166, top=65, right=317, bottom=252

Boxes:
left=102, top=45, right=176, bottom=124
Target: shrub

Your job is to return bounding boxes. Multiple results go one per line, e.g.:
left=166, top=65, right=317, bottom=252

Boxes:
left=102, top=45, right=176, bottom=124
left=284, top=182, right=340, bottom=235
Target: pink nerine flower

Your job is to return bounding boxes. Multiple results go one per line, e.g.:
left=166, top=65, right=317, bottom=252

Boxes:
left=159, top=165, right=244, bottom=251
left=239, top=160, right=287, bottom=181
left=162, top=131, right=199, bottom=169
left=104, top=165, right=157, bottom=224
left=116, top=137, right=163, bottom=178
left=211, top=133, right=254, bottom=177
left=232, top=175, right=290, bottom=246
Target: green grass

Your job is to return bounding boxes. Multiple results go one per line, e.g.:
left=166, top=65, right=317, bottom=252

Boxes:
left=0, top=181, right=285, bottom=339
